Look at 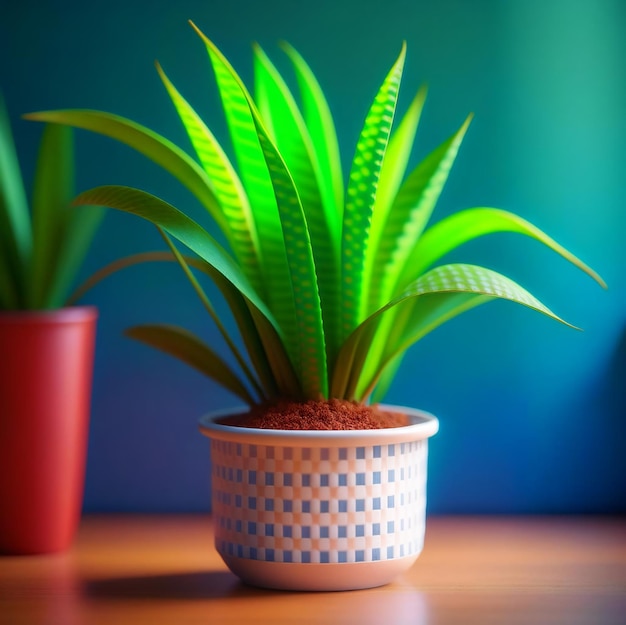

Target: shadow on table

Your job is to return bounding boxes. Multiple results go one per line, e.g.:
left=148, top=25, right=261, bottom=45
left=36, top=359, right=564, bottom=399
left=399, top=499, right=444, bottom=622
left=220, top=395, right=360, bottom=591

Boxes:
left=84, top=570, right=273, bottom=600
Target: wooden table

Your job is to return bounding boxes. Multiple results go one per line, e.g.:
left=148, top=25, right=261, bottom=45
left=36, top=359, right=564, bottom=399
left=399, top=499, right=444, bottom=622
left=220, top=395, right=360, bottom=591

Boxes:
left=1, top=515, right=624, bottom=624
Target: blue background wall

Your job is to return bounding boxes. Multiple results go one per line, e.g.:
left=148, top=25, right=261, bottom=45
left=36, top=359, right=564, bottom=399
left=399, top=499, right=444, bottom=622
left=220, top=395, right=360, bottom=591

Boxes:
left=1, top=0, right=624, bottom=513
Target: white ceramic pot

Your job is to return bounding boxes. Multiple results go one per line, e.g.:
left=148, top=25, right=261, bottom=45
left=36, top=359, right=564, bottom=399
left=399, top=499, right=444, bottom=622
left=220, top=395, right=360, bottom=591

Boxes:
left=198, top=405, right=439, bottom=591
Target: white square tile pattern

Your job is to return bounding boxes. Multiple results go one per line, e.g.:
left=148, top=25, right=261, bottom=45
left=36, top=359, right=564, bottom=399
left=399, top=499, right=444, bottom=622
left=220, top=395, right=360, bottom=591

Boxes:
left=211, top=439, right=429, bottom=564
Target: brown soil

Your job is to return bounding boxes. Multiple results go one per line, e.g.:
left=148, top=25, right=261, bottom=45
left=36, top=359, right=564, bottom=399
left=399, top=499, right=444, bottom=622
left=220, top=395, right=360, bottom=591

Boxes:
left=218, top=399, right=410, bottom=430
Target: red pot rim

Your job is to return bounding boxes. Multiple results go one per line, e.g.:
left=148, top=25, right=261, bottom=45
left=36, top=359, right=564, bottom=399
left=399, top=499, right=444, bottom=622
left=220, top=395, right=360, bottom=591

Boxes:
left=0, top=306, right=98, bottom=325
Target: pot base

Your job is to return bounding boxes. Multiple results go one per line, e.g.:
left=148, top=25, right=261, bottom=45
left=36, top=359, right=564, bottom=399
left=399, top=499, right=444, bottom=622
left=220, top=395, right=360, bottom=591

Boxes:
left=222, top=553, right=420, bottom=591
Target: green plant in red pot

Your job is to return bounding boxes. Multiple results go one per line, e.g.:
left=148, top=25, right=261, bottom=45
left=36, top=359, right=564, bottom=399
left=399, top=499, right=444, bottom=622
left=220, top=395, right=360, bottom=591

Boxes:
left=27, top=22, right=605, bottom=588
left=0, top=95, right=103, bottom=554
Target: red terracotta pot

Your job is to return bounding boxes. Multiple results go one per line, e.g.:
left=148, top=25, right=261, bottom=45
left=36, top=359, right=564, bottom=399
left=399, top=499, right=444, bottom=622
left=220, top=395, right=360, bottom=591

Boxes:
left=0, top=306, right=97, bottom=554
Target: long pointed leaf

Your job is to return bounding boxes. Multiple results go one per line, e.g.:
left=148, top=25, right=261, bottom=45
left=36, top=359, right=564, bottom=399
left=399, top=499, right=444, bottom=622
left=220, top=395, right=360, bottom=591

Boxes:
left=252, top=116, right=328, bottom=398
left=340, top=44, right=406, bottom=341
left=74, top=184, right=300, bottom=398
left=23, top=108, right=227, bottom=232
left=191, top=24, right=328, bottom=398
left=156, top=62, right=264, bottom=295
left=363, top=199, right=605, bottom=399
left=363, top=86, right=427, bottom=315
left=0, top=95, right=30, bottom=307
left=29, top=124, right=105, bottom=308
left=253, top=43, right=341, bottom=364
left=373, top=115, right=471, bottom=309
left=357, top=117, right=471, bottom=389
left=333, top=263, right=574, bottom=400
left=247, top=304, right=303, bottom=400
left=68, top=250, right=192, bottom=304
left=29, top=124, right=73, bottom=307
left=208, top=277, right=283, bottom=400
left=252, top=43, right=327, bottom=230
left=366, top=206, right=608, bottom=396
left=67, top=249, right=280, bottom=400
left=190, top=22, right=293, bottom=337
left=125, top=323, right=256, bottom=405
left=158, top=228, right=264, bottom=400
left=369, top=352, right=403, bottom=403
left=406, top=207, right=607, bottom=287
left=49, top=205, right=104, bottom=308
left=369, top=295, right=479, bottom=403
left=72, top=185, right=278, bottom=330
left=280, top=42, right=343, bottom=225
left=362, top=293, right=490, bottom=400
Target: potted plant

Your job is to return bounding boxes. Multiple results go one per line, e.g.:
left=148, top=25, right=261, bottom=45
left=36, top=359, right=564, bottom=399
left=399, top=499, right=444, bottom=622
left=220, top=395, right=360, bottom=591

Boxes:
left=26, top=22, right=604, bottom=588
left=0, top=96, right=103, bottom=554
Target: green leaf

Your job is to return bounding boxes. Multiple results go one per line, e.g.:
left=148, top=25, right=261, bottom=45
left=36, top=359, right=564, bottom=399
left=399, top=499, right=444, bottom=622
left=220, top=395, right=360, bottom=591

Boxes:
left=280, top=42, right=343, bottom=226
left=396, top=260, right=574, bottom=330
left=252, top=43, right=330, bottom=244
left=364, top=292, right=490, bottom=400
left=49, top=204, right=104, bottom=308
left=340, top=43, right=406, bottom=341
left=253, top=43, right=341, bottom=364
left=73, top=184, right=304, bottom=399
left=373, top=115, right=471, bottom=309
left=23, top=108, right=227, bottom=232
left=190, top=22, right=294, bottom=336
left=224, top=297, right=282, bottom=400
left=30, top=123, right=74, bottom=307
left=404, top=207, right=607, bottom=288
left=363, top=259, right=575, bottom=399
left=369, top=351, right=403, bottom=403
left=363, top=86, right=427, bottom=316
left=125, top=323, right=256, bottom=405
left=191, top=25, right=272, bottom=210
left=369, top=292, right=491, bottom=402
left=0, top=94, right=30, bottom=308
left=333, top=263, right=574, bottom=400
left=158, top=228, right=265, bottom=400
left=68, top=250, right=189, bottom=304
left=363, top=202, right=606, bottom=399
left=252, top=116, right=328, bottom=398
left=247, top=304, right=303, bottom=400
left=191, top=23, right=328, bottom=398
left=68, top=248, right=281, bottom=400
left=345, top=291, right=489, bottom=401
left=155, top=62, right=264, bottom=295
left=0, top=259, right=17, bottom=309
left=72, top=185, right=278, bottom=330
left=356, top=117, right=471, bottom=390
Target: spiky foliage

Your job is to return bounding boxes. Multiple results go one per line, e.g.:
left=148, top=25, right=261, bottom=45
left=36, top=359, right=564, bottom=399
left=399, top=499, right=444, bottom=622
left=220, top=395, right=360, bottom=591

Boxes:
left=26, top=22, right=604, bottom=404
left=0, top=95, right=103, bottom=310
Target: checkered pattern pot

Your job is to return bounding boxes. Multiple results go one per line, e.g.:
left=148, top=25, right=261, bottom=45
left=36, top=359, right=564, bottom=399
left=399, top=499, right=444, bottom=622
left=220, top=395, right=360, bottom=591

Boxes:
left=199, top=405, right=438, bottom=591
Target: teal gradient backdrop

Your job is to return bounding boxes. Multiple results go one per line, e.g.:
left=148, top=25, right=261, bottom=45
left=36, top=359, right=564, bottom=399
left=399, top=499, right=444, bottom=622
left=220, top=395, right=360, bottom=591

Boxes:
left=1, top=0, right=624, bottom=513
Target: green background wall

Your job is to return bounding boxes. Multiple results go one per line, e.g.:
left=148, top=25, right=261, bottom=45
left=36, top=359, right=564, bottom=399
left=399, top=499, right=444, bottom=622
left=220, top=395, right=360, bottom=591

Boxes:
left=1, top=0, right=624, bottom=512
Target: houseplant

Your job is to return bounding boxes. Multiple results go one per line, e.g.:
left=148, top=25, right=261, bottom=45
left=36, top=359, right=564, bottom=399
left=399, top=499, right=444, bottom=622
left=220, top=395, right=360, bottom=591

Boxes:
left=0, top=95, right=103, bottom=554
left=26, top=22, right=604, bottom=588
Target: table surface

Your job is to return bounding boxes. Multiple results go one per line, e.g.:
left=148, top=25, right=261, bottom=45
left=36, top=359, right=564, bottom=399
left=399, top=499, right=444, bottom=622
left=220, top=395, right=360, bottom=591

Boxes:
left=1, top=515, right=624, bottom=625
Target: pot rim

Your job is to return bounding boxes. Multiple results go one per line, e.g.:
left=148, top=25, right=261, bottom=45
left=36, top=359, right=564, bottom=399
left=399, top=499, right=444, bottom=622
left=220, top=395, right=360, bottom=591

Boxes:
left=199, top=404, right=439, bottom=447
left=0, top=306, right=98, bottom=325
